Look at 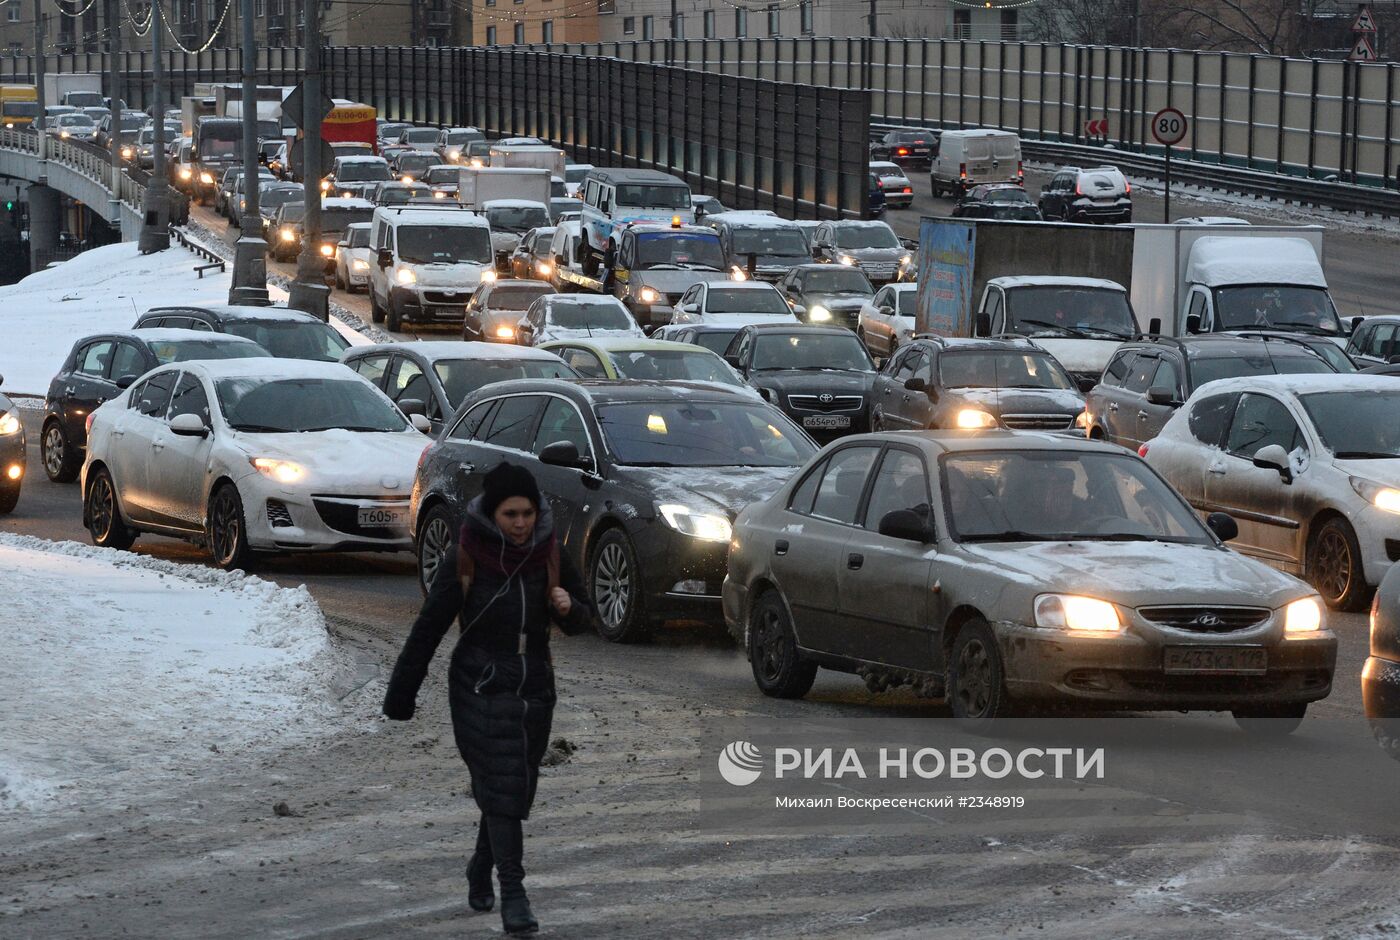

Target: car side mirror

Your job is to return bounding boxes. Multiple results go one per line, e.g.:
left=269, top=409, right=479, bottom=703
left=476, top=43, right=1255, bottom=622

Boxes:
left=555, top=253, right=567, bottom=266
left=878, top=305, right=894, bottom=318
left=338, top=239, right=349, bottom=248
left=116, top=373, right=139, bottom=389
left=1076, top=375, right=1097, bottom=393
left=1185, top=313, right=1202, bottom=334
left=1351, top=315, right=1365, bottom=334
left=1206, top=512, right=1239, bottom=542
left=539, top=439, right=593, bottom=470
left=398, top=397, right=426, bottom=417
left=1387, top=354, right=1400, bottom=365
left=1146, top=385, right=1177, bottom=406
left=724, top=353, right=741, bottom=368
left=1147, top=317, right=1162, bottom=335
left=974, top=312, right=991, bottom=337
left=377, top=247, right=393, bottom=268
left=409, top=413, right=432, bottom=434
left=169, top=412, right=208, bottom=437
left=878, top=509, right=934, bottom=543
left=903, top=377, right=927, bottom=393
left=1251, top=443, right=1293, bottom=484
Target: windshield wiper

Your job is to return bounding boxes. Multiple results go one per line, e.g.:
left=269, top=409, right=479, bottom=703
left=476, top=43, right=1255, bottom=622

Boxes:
left=621, top=460, right=679, bottom=467
left=1078, top=327, right=1133, bottom=340
left=960, top=531, right=1053, bottom=543
left=1333, top=450, right=1400, bottom=459
left=299, top=425, right=393, bottom=432
left=1267, top=321, right=1337, bottom=335
left=229, top=423, right=289, bottom=432
left=1016, top=319, right=1089, bottom=339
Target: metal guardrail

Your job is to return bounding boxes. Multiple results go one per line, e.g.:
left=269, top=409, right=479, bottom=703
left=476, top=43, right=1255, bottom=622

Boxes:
left=170, top=226, right=227, bottom=272
left=0, top=128, right=147, bottom=217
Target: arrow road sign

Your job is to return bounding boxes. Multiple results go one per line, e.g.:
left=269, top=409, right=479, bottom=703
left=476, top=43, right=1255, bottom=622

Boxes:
left=1085, top=118, right=1108, bottom=137
left=281, top=81, right=335, bottom=131
left=1350, top=34, right=1378, bottom=61
left=1352, top=4, right=1377, bottom=33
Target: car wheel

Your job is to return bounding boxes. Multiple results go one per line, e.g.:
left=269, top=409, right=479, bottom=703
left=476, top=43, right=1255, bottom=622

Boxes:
left=589, top=528, right=652, bottom=643
left=1232, top=702, right=1307, bottom=736
left=369, top=291, right=386, bottom=324
left=948, top=617, right=1012, bottom=733
left=581, top=244, right=598, bottom=277
left=0, top=478, right=18, bottom=514
left=1308, top=517, right=1369, bottom=611
left=42, top=420, right=81, bottom=483
left=335, top=269, right=345, bottom=291
left=748, top=590, right=817, bottom=698
left=416, top=503, right=455, bottom=596
left=86, top=467, right=136, bottom=550
left=207, top=483, right=251, bottom=570
left=386, top=301, right=403, bottom=333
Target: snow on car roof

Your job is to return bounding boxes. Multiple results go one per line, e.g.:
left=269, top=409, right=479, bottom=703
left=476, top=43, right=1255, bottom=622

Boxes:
left=1189, top=373, right=1399, bottom=399
left=348, top=341, right=566, bottom=362
left=344, top=222, right=372, bottom=231
left=376, top=207, right=489, bottom=228
left=708, top=280, right=787, bottom=291
left=546, top=337, right=711, bottom=354
left=987, top=275, right=1127, bottom=291
left=335, top=155, right=389, bottom=165
left=1185, top=236, right=1326, bottom=288
left=321, top=197, right=374, bottom=209
left=179, top=358, right=355, bottom=380
left=119, top=328, right=264, bottom=345
left=483, top=198, right=550, bottom=208
left=869, top=162, right=906, bottom=172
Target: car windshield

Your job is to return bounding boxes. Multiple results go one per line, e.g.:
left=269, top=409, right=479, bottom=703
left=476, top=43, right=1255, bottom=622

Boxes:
left=1006, top=287, right=1137, bottom=340
left=319, top=207, right=372, bottom=235
left=752, top=333, right=874, bottom=371
left=58, top=114, right=94, bottom=127
left=66, top=92, right=103, bottom=107
left=635, top=233, right=724, bottom=269
left=944, top=451, right=1211, bottom=544
left=444, top=130, right=479, bottom=144
left=261, top=187, right=301, bottom=209
left=939, top=351, right=1074, bottom=390
left=707, top=287, right=792, bottom=315
left=403, top=128, right=438, bottom=143
left=487, top=285, right=552, bottom=311
left=149, top=340, right=271, bottom=364
left=690, top=329, right=739, bottom=354
left=546, top=301, right=635, bottom=331
left=396, top=154, right=437, bottom=173
left=731, top=227, right=809, bottom=256
left=119, top=114, right=144, bottom=129
left=397, top=225, right=493, bottom=264
left=378, top=186, right=427, bottom=204
left=835, top=226, right=900, bottom=249
left=346, top=227, right=370, bottom=248
left=615, top=184, right=690, bottom=209
left=565, top=166, right=590, bottom=183
left=277, top=205, right=306, bottom=223
left=222, top=319, right=350, bottom=362
left=1214, top=286, right=1343, bottom=335
left=200, top=136, right=239, bottom=157
left=608, top=349, right=742, bottom=386
left=597, top=401, right=814, bottom=467
left=216, top=377, right=406, bottom=432
left=424, top=166, right=457, bottom=184
left=1190, top=353, right=1332, bottom=387
left=486, top=205, right=549, bottom=233
left=433, top=359, right=576, bottom=409
left=981, top=188, right=1033, bottom=204
left=802, top=269, right=874, bottom=294
left=1300, top=390, right=1400, bottom=457
left=338, top=161, right=391, bottom=182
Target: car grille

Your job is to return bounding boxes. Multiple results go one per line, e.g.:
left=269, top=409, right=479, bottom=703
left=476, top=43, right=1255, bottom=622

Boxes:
left=858, top=261, right=900, bottom=279
left=266, top=499, right=294, bottom=528
left=1136, top=606, right=1271, bottom=633
left=788, top=394, right=863, bottom=413
left=312, top=494, right=410, bottom=538
left=422, top=290, right=471, bottom=305
left=1001, top=413, right=1076, bottom=430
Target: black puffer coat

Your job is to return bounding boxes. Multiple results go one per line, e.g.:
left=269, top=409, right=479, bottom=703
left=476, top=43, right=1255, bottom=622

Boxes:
left=384, top=506, right=591, bottom=819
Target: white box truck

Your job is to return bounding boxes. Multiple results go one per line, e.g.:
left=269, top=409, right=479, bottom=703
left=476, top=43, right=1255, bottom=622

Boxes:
left=488, top=144, right=566, bottom=178
left=44, top=74, right=102, bottom=109
left=456, top=166, right=552, bottom=210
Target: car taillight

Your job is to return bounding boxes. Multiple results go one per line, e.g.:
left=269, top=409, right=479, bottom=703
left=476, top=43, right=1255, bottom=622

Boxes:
left=418, top=444, right=432, bottom=469
left=1125, top=180, right=1131, bottom=194
left=959, top=162, right=967, bottom=179
left=1017, top=161, right=1024, bottom=178
left=1075, top=183, right=1083, bottom=196
left=1138, top=443, right=1150, bottom=458
left=85, top=412, right=96, bottom=436
left=896, top=147, right=909, bottom=156
left=903, top=187, right=912, bottom=193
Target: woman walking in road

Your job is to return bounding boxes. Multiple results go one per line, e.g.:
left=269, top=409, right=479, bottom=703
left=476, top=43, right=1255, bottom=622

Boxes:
left=383, top=462, right=592, bottom=936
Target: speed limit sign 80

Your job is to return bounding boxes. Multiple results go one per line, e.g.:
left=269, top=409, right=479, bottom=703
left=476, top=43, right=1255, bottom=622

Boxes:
left=1152, top=107, right=1188, bottom=146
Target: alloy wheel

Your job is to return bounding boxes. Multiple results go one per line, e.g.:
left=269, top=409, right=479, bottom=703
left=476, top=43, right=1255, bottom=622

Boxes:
left=1315, top=528, right=1353, bottom=601
left=43, top=425, right=65, bottom=477
left=88, top=475, right=114, bottom=539
left=419, top=515, right=452, bottom=590
left=211, top=491, right=241, bottom=566
left=594, top=542, right=631, bottom=629
left=753, top=606, right=787, bottom=683
left=955, top=638, right=993, bottom=719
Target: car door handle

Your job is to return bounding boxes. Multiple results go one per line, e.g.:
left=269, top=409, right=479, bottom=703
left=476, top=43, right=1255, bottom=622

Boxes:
left=64, top=385, right=75, bottom=395
left=847, top=552, right=864, bottom=570
left=1208, top=465, right=1227, bottom=475
left=774, top=539, right=788, bottom=556
left=460, top=462, right=475, bottom=474
left=882, top=387, right=892, bottom=395
left=1138, top=411, right=1150, bottom=420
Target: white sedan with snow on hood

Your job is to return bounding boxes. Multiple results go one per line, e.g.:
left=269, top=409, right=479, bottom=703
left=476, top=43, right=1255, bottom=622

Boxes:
left=81, top=359, right=431, bottom=569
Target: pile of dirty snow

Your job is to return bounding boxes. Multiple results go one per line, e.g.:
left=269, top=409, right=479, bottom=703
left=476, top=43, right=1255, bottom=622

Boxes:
left=0, top=534, right=359, bottom=813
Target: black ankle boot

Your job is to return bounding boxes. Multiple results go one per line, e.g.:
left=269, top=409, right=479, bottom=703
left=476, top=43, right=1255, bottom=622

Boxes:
left=500, top=892, right=538, bottom=936
left=486, top=814, right=538, bottom=936
left=466, top=821, right=494, bottom=912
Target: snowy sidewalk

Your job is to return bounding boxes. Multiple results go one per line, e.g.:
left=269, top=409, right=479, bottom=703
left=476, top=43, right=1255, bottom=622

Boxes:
left=0, top=534, right=363, bottom=814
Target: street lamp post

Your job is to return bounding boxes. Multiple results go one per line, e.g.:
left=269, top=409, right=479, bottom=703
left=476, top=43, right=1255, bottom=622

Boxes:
left=137, top=0, right=170, bottom=253
left=287, top=0, right=328, bottom=319
left=229, top=0, right=269, bottom=302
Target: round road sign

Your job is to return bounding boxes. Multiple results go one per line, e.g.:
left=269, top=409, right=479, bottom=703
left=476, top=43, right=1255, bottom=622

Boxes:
left=1152, top=107, right=1188, bottom=146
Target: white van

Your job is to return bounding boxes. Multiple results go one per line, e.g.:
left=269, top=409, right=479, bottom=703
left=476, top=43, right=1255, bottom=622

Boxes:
left=929, top=129, right=1023, bottom=197
left=367, top=206, right=496, bottom=332
left=579, top=168, right=693, bottom=275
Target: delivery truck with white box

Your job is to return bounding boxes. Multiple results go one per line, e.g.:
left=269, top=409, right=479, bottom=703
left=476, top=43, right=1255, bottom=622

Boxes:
left=456, top=166, right=552, bottom=210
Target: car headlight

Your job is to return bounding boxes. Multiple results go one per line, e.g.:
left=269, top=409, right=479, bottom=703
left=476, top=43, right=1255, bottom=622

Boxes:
left=199, top=171, right=214, bottom=184
left=352, top=258, right=370, bottom=272
left=900, top=254, right=912, bottom=265
left=1034, top=594, right=1122, bottom=633
left=955, top=408, right=998, bottom=429
left=808, top=305, right=832, bottom=322
left=320, top=179, right=331, bottom=191
left=320, top=244, right=335, bottom=258
left=1284, top=596, right=1323, bottom=635
left=433, top=190, right=447, bottom=198
left=448, top=149, right=460, bottom=160
left=479, top=269, right=497, bottom=283
left=59, top=130, right=70, bottom=138
left=1350, top=476, right=1400, bottom=514
left=4, top=122, right=12, bottom=129
left=249, top=457, right=304, bottom=484
left=537, top=261, right=552, bottom=276
left=341, top=190, right=353, bottom=198
left=729, top=265, right=748, bottom=281
left=639, top=286, right=659, bottom=304
left=401, top=174, right=414, bottom=183
left=0, top=412, right=19, bottom=435
left=1074, top=411, right=1090, bottom=429
left=178, top=166, right=191, bottom=179
left=494, top=325, right=515, bottom=339
left=279, top=228, right=295, bottom=242
left=396, top=267, right=417, bottom=285
left=120, top=146, right=133, bottom=158
left=469, top=157, right=484, bottom=167
left=658, top=503, right=733, bottom=542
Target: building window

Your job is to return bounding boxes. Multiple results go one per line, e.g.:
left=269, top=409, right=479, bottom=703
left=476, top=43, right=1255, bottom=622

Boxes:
left=767, top=4, right=779, bottom=35
left=623, top=15, right=634, bottom=34
left=642, top=14, right=653, bottom=38
left=734, top=7, right=746, bottom=37
left=486, top=24, right=496, bottom=43
left=542, top=19, right=553, bottom=42
left=486, top=0, right=495, bottom=6
left=6, top=4, right=19, bottom=21
left=703, top=9, right=715, bottom=37
left=514, top=21, right=524, bottom=42
left=799, top=0, right=811, bottom=34
left=597, top=0, right=615, bottom=13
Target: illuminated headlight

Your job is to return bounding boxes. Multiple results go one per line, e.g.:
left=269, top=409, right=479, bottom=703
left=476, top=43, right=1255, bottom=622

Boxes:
left=639, top=286, right=659, bottom=304
left=954, top=408, right=998, bottom=429
left=320, top=244, right=335, bottom=258
left=1074, top=411, right=1090, bottom=429
left=1034, top=594, right=1122, bottom=633
left=839, top=255, right=857, bottom=266
left=447, top=149, right=460, bottom=160
left=279, top=228, right=295, bottom=242
left=804, top=305, right=831, bottom=323
left=1351, top=476, right=1400, bottom=514
left=469, top=157, right=484, bottom=167
left=5, top=464, right=19, bottom=480
left=120, top=146, right=133, bottom=158
left=0, top=412, right=19, bottom=435
left=433, top=190, right=447, bottom=198
left=729, top=266, right=748, bottom=281
left=341, top=190, right=353, bottom=198
left=494, top=325, right=515, bottom=339
left=401, top=174, right=414, bottom=183
left=900, top=254, right=912, bottom=265
left=658, top=503, right=733, bottom=542
left=249, top=457, right=304, bottom=484
left=320, top=180, right=331, bottom=191
left=59, top=131, right=70, bottom=139
left=200, top=171, right=214, bottom=184
left=537, top=261, right=552, bottom=276
left=351, top=258, right=371, bottom=272
left=1284, top=596, right=1323, bottom=635
left=479, top=269, right=497, bottom=283
left=396, top=267, right=417, bottom=285
left=4, top=122, right=12, bottom=129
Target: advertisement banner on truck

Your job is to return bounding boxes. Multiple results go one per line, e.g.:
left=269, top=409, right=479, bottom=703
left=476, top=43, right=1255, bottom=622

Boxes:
left=915, top=218, right=976, bottom=336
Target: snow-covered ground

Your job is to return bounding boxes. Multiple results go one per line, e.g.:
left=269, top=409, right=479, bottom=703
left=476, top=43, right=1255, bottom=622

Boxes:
left=0, top=533, right=363, bottom=814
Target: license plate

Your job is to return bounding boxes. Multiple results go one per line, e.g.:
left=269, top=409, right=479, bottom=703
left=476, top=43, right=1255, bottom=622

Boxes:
left=1163, top=646, right=1267, bottom=675
left=358, top=507, right=408, bottom=528
left=803, top=415, right=851, bottom=430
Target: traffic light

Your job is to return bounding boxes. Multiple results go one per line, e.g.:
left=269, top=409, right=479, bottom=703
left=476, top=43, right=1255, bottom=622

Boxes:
left=3, top=201, right=11, bottom=211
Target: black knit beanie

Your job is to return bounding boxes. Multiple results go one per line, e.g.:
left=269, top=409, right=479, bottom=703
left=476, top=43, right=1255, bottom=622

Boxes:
left=480, top=461, right=542, bottom=517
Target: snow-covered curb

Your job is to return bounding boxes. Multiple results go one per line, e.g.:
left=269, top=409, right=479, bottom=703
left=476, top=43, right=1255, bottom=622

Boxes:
left=0, top=533, right=363, bottom=814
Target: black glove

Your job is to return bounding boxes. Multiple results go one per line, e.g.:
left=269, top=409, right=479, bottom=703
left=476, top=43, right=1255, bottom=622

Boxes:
left=382, top=688, right=416, bottom=721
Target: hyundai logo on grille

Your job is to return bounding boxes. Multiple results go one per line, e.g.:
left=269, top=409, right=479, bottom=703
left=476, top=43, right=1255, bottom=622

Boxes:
left=819, top=393, right=834, bottom=404
left=1191, top=613, right=1224, bottom=627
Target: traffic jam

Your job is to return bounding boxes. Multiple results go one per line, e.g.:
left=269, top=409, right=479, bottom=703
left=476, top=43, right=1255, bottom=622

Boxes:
left=7, top=90, right=1400, bottom=758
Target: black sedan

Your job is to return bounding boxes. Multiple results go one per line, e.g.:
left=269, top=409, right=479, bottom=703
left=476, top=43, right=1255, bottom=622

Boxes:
left=951, top=184, right=1043, bottom=221
left=410, top=379, right=816, bottom=641
left=872, top=336, right=1087, bottom=433
left=1366, top=561, right=1400, bottom=762
left=723, top=323, right=878, bottom=442
left=0, top=378, right=25, bottom=513
left=41, top=329, right=269, bottom=483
